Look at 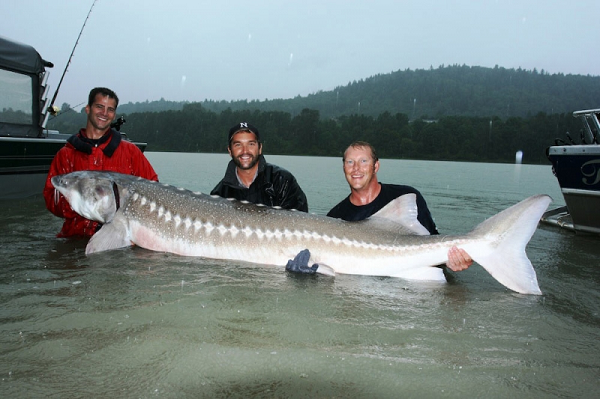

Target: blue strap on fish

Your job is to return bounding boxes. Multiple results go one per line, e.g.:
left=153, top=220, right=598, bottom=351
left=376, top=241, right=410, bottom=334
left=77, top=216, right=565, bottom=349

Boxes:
left=285, top=249, right=318, bottom=274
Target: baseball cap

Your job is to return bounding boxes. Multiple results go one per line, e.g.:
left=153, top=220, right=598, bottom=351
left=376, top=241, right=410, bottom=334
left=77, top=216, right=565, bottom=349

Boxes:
left=228, top=122, right=260, bottom=143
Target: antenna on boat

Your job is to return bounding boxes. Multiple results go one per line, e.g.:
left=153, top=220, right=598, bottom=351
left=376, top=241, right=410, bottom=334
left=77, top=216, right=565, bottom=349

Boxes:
left=47, top=0, right=97, bottom=116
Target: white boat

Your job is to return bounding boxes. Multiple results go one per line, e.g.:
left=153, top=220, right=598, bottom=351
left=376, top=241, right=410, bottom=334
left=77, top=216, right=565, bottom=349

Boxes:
left=542, top=108, right=600, bottom=234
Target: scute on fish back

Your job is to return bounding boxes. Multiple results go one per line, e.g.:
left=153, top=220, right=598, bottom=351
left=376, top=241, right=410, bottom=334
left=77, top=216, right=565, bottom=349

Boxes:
left=51, top=171, right=552, bottom=295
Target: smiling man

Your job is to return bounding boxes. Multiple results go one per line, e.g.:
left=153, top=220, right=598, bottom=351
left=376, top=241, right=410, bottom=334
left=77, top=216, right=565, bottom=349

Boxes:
left=327, top=141, right=472, bottom=272
left=43, top=87, right=158, bottom=238
left=211, top=122, right=308, bottom=212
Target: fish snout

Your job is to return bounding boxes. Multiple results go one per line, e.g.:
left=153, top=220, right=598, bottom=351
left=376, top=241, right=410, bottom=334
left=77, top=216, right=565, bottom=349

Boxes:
left=51, top=175, right=64, bottom=189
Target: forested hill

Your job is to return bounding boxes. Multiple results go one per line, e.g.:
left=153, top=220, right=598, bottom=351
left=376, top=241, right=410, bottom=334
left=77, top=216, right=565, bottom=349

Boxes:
left=113, top=64, right=600, bottom=119
left=45, top=64, right=600, bottom=165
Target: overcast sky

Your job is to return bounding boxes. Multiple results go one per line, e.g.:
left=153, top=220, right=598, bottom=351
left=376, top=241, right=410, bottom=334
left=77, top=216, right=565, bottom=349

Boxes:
left=3, top=0, right=599, bottom=108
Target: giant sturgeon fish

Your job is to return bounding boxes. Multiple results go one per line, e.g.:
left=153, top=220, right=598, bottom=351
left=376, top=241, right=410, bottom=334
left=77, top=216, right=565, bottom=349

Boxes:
left=51, top=171, right=552, bottom=295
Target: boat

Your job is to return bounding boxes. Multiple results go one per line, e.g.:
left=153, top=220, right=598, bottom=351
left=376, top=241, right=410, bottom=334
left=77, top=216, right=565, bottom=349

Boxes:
left=542, top=108, right=600, bottom=234
left=0, top=35, right=147, bottom=200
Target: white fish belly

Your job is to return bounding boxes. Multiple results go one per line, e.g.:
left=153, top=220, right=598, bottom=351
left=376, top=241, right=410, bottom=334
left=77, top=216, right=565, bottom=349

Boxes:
left=127, top=211, right=469, bottom=281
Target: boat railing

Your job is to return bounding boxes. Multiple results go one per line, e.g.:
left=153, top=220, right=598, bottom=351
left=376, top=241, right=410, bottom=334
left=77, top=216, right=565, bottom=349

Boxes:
left=573, top=108, right=600, bottom=144
left=551, top=109, right=600, bottom=146
left=40, top=69, right=52, bottom=130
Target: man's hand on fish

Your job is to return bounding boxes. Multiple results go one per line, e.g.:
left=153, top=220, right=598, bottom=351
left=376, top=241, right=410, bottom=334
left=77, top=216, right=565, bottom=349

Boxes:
left=446, top=246, right=473, bottom=272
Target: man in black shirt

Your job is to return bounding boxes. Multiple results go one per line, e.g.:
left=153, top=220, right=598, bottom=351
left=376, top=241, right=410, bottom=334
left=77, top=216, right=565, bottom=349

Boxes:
left=211, top=122, right=308, bottom=212
left=328, top=141, right=472, bottom=272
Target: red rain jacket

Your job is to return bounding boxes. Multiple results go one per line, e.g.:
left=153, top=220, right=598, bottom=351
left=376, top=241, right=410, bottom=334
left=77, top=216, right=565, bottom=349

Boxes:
left=43, top=129, right=158, bottom=238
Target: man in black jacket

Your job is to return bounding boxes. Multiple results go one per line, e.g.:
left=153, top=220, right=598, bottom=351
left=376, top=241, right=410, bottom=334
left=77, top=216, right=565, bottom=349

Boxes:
left=211, top=122, right=308, bottom=212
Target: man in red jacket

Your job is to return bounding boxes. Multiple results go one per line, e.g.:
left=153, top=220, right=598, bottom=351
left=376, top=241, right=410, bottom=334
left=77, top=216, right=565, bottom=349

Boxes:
left=43, top=87, right=158, bottom=238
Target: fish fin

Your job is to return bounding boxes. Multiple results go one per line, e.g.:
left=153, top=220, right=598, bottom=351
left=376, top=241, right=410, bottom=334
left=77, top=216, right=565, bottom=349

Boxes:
left=293, top=249, right=335, bottom=276
left=467, top=195, right=552, bottom=295
left=314, top=263, right=335, bottom=276
left=86, top=216, right=132, bottom=255
left=365, top=194, right=430, bottom=235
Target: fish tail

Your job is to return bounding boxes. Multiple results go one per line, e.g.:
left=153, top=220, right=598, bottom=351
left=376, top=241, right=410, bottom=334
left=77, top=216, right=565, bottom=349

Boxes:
left=468, top=195, right=552, bottom=295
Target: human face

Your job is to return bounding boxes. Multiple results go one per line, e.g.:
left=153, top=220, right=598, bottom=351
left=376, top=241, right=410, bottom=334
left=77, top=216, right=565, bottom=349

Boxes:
left=228, top=131, right=262, bottom=170
left=343, top=146, right=379, bottom=191
left=85, top=94, right=117, bottom=133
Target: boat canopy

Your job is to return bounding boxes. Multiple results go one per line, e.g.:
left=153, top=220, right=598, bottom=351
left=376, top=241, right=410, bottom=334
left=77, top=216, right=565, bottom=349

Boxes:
left=0, top=35, right=52, bottom=74
left=0, top=36, right=54, bottom=137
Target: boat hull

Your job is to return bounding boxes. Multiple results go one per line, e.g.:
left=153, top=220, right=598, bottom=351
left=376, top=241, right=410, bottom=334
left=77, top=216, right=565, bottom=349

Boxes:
left=0, top=136, right=66, bottom=199
left=546, top=145, right=600, bottom=233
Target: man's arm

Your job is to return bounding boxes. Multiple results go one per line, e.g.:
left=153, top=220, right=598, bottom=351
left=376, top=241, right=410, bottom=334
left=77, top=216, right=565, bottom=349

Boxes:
left=413, top=191, right=439, bottom=235
left=275, top=173, right=309, bottom=212
left=210, top=180, right=227, bottom=197
left=128, top=144, right=158, bottom=181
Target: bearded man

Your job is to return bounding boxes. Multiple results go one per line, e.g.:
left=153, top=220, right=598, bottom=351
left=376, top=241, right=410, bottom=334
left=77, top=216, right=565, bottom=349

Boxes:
left=210, top=122, right=308, bottom=212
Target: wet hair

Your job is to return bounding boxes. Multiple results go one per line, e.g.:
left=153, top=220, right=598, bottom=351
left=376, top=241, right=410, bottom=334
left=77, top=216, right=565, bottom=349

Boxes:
left=87, top=87, right=119, bottom=108
left=343, top=141, right=379, bottom=163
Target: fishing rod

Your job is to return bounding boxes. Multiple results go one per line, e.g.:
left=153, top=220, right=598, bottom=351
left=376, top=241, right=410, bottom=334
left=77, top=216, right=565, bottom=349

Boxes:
left=47, top=102, right=86, bottom=122
left=47, top=0, right=97, bottom=115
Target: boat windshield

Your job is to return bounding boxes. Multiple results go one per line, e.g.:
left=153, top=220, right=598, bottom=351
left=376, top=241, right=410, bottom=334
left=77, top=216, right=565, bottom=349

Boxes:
left=0, top=68, right=33, bottom=125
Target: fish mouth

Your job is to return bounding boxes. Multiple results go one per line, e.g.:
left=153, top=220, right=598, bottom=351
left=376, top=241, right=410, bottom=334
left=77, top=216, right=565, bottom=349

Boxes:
left=51, top=176, right=68, bottom=205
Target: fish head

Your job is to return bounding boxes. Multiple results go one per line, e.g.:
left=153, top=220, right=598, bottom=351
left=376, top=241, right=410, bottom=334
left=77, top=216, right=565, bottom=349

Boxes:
left=51, top=171, right=128, bottom=224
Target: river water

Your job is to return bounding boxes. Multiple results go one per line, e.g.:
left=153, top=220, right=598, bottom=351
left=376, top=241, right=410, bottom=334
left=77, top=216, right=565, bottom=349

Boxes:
left=1, top=152, right=599, bottom=398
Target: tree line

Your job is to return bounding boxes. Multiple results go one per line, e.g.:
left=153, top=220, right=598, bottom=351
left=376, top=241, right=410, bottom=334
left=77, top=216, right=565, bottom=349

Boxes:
left=48, top=103, right=585, bottom=165
left=47, top=63, right=599, bottom=164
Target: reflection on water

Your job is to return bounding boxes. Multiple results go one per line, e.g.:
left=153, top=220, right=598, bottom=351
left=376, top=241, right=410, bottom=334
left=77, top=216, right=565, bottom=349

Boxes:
left=0, top=155, right=598, bottom=398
